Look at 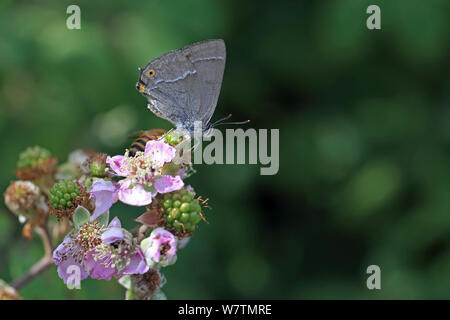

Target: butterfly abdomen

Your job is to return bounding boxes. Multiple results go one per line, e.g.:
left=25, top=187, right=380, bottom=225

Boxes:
left=128, top=128, right=167, bottom=156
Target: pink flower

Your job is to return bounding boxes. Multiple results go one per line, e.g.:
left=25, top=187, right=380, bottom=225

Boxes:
left=141, top=228, right=177, bottom=268
left=106, top=155, right=128, bottom=176
left=144, top=140, right=176, bottom=168
left=91, top=140, right=184, bottom=217
left=117, top=180, right=153, bottom=206
left=90, top=179, right=153, bottom=218
left=90, top=179, right=119, bottom=221
left=154, top=175, right=184, bottom=193
left=53, top=217, right=149, bottom=283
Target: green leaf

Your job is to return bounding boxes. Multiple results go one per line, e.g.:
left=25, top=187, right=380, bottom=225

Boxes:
left=73, top=206, right=90, bottom=229
left=95, top=210, right=110, bottom=226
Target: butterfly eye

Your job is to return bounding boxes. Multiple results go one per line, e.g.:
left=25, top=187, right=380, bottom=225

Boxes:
left=146, top=69, right=156, bottom=78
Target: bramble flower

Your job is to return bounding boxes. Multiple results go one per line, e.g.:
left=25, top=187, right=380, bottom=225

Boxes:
left=141, top=228, right=177, bottom=268
left=53, top=217, right=148, bottom=283
left=120, top=269, right=166, bottom=300
left=90, top=140, right=184, bottom=218
left=4, top=180, right=43, bottom=222
left=6, top=125, right=210, bottom=299
left=89, top=179, right=119, bottom=220
left=107, top=140, right=184, bottom=192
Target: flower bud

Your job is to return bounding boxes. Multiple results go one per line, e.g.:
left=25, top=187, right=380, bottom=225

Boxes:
left=141, top=228, right=177, bottom=268
left=83, top=153, right=107, bottom=178
left=121, top=270, right=166, bottom=300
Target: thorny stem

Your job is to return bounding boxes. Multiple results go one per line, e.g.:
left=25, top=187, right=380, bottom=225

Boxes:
left=11, top=224, right=54, bottom=290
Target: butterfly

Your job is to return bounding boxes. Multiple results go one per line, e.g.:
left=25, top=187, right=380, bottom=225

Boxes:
left=136, top=39, right=226, bottom=133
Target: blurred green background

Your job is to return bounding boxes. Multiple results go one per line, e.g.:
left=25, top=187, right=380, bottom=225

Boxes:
left=1, top=0, right=450, bottom=299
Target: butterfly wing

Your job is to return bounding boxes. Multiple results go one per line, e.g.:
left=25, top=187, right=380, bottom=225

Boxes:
left=181, top=39, right=226, bottom=128
left=137, top=39, right=226, bottom=131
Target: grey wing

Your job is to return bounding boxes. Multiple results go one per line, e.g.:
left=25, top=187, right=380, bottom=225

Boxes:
left=139, top=47, right=203, bottom=128
left=138, top=39, right=225, bottom=130
left=182, top=39, right=226, bottom=128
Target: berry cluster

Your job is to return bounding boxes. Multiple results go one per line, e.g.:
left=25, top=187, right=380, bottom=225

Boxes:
left=49, top=180, right=80, bottom=209
left=160, top=189, right=203, bottom=232
left=17, top=146, right=51, bottom=169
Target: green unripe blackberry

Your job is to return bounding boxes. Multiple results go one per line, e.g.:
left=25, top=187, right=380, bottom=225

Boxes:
left=190, top=211, right=202, bottom=224
left=165, top=131, right=183, bottom=147
left=180, top=213, right=190, bottom=223
left=49, top=180, right=80, bottom=209
left=160, top=188, right=204, bottom=232
left=163, top=199, right=173, bottom=209
left=17, top=146, right=52, bottom=170
left=173, top=200, right=181, bottom=208
left=89, top=161, right=106, bottom=177
left=180, top=202, right=190, bottom=213
left=170, top=208, right=180, bottom=219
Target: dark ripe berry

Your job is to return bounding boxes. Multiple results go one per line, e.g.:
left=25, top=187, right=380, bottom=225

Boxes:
left=49, top=180, right=80, bottom=209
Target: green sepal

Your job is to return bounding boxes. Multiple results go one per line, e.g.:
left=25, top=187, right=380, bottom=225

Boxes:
left=150, top=290, right=167, bottom=300
left=73, top=206, right=90, bottom=229
left=94, top=210, right=110, bottom=226
left=118, top=275, right=132, bottom=290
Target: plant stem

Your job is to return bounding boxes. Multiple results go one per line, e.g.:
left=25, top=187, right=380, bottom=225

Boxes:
left=11, top=225, right=54, bottom=290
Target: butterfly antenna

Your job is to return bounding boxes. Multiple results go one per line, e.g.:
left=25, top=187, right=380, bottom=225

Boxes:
left=211, top=114, right=233, bottom=126
left=211, top=114, right=251, bottom=127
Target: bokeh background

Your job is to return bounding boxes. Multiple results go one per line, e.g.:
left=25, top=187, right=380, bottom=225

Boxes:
left=1, top=0, right=450, bottom=299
